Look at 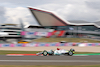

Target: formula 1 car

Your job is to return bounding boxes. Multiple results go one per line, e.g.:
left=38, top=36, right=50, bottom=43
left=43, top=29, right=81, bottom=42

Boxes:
left=36, top=48, right=75, bottom=56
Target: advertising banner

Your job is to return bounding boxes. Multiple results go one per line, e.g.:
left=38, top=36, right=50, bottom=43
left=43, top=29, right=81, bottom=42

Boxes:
left=45, top=43, right=50, bottom=46
left=47, top=32, right=52, bottom=36
left=50, top=43, right=57, bottom=46
left=15, top=44, right=23, bottom=47
left=0, top=44, right=2, bottom=47
left=36, top=32, right=48, bottom=36
left=21, top=31, right=52, bottom=38
left=21, top=31, right=26, bottom=35
left=39, top=43, right=46, bottom=46
left=88, top=43, right=92, bottom=46
left=10, top=44, right=15, bottom=47
left=27, top=43, right=37, bottom=47
left=59, top=43, right=65, bottom=46
left=26, top=32, right=35, bottom=35
left=2, top=44, right=10, bottom=47
left=95, top=43, right=99, bottom=46
left=67, top=43, right=73, bottom=46
left=0, top=43, right=100, bottom=48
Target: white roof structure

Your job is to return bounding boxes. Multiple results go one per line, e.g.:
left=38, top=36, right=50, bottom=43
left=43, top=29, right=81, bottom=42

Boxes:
left=28, top=7, right=100, bottom=28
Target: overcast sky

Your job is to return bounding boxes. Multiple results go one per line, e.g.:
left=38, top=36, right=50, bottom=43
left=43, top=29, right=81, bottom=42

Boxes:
left=0, top=0, right=100, bottom=25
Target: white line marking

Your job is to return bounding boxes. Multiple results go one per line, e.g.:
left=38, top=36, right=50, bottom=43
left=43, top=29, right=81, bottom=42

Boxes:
left=0, top=60, right=100, bottom=62
left=73, top=55, right=88, bottom=56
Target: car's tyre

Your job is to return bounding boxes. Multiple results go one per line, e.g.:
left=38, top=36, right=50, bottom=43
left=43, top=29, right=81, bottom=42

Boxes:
left=68, top=51, right=73, bottom=56
left=43, top=50, right=48, bottom=56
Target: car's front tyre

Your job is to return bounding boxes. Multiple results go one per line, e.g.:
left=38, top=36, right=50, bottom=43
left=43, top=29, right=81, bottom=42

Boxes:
left=43, top=50, right=48, bottom=56
left=68, top=51, right=73, bottom=56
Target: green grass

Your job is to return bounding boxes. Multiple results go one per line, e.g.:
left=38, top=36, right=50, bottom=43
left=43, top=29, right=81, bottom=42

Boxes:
left=0, top=50, right=40, bottom=55
left=0, top=65, right=100, bottom=67
left=75, top=52, right=98, bottom=54
left=33, top=38, right=100, bottom=43
left=0, top=50, right=98, bottom=55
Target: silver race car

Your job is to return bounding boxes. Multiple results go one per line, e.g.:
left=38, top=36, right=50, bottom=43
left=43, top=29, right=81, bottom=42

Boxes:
left=36, top=48, right=75, bottom=56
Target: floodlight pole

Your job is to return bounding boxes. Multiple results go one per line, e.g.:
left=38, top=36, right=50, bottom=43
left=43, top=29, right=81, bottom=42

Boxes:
left=19, top=18, right=25, bottom=40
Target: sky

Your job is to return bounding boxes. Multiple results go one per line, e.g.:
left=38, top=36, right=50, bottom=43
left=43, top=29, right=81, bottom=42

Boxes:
left=0, top=0, right=100, bottom=25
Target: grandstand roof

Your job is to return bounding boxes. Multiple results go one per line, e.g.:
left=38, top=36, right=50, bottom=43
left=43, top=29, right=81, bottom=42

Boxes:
left=28, top=7, right=100, bottom=28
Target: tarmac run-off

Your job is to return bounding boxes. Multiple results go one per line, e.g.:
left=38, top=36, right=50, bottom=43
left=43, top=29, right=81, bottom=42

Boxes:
left=0, top=46, right=100, bottom=52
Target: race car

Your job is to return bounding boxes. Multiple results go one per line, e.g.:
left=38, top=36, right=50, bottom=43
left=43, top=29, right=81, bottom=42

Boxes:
left=36, top=48, right=75, bottom=56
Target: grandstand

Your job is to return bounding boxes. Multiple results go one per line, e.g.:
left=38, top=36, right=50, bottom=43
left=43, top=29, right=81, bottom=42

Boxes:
left=0, top=24, right=22, bottom=41
left=28, top=7, right=100, bottom=39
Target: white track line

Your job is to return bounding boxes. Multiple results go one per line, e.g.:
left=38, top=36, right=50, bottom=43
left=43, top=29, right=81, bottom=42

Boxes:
left=0, top=60, right=100, bottom=62
left=73, top=55, right=89, bottom=56
left=6, top=55, right=88, bottom=56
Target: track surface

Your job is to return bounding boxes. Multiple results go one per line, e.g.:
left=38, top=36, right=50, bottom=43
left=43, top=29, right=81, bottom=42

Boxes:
left=0, top=55, right=100, bottom=65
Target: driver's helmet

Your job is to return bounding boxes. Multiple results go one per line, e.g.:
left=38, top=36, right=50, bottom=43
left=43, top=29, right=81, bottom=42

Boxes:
left=70, top=49, right=75, bottom=51
left=57, top=48, right=60, bottom=50
left=50, top=50, right=53, bottom=52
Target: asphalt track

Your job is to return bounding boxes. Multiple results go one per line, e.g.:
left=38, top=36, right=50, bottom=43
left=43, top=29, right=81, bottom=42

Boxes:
left=0, top=55, right=100, bottom=65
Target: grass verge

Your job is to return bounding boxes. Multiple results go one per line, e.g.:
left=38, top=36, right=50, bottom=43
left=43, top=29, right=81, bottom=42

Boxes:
left=0, top=50, right=99, bottom=55
left=0, top=50, right=40, bottom=55
left=0, top=65, right=100, bottom=67
left=33, top=38, right=100, bottom=43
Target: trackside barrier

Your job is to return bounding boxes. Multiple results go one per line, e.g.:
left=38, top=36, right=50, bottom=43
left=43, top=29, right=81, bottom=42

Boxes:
left=0, top=43, right=100, bottom=47
left=2, top=44, right=11, bottom=47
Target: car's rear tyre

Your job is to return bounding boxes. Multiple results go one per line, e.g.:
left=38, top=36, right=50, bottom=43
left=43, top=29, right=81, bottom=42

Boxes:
left=68, top=51, right=73, bottom=56
left=43, top=50, right=48, bottom=56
